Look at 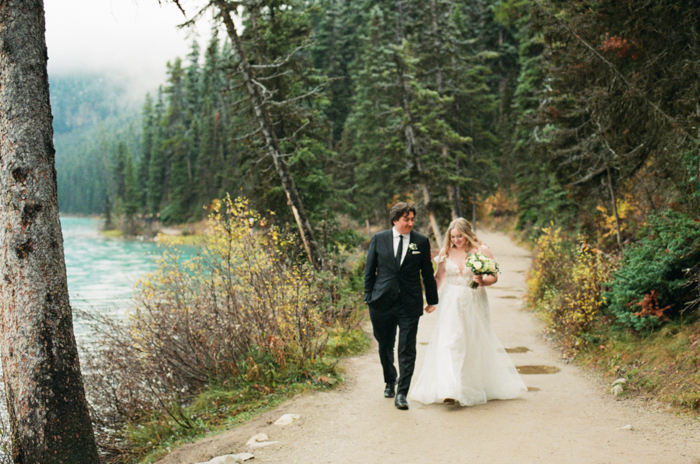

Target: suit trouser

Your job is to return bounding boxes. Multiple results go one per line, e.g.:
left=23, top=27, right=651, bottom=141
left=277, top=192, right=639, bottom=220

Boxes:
left=369, top=300, right=420, bottom=395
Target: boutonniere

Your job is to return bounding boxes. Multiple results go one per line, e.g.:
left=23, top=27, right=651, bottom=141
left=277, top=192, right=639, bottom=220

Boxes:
left=407, top=243, right=419, bottom=253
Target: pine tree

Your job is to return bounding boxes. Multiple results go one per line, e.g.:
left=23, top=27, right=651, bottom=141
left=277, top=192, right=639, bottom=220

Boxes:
left=206, top=0, right=328, bottom=269
left=311, top=0, right=364, bottom=147
left=183, top=41, right=203, bottom=217
left=138, top=93, right=156, bottom=212
left=122, top=151, right=140, bottom=232
left=195, top=31, right=226, bottom=211
left=343, top=3, right=407, bottom=226
left=147, top=88, right=167, bottom=215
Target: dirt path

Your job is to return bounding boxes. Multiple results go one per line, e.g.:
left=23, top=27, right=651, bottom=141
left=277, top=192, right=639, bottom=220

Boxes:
left=157, top=230, right=700, bottom=464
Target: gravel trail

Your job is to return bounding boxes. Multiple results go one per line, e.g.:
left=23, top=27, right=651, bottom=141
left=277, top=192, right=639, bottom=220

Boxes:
left=157, top=229, right=700, bottom=464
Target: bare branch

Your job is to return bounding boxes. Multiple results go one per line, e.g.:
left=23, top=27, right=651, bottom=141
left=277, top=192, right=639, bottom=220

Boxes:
left=278, top=120, right=310, bottom=143
left=249, top=41, right=312, bottom=69
left=255, top=70, right=292, bottom=81
left=572, top=143, right=645, bottom=185
left=160, top=0, right=187, bottom=16
left=250, top=78, right=275, bottom=99
left=232, top=127, right=263, bottom=142
left=267, top=84, right=326, bottom=107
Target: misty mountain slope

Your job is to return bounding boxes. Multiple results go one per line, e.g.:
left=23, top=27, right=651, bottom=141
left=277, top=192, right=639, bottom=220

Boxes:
left=51, top=74, right=141, bottom=215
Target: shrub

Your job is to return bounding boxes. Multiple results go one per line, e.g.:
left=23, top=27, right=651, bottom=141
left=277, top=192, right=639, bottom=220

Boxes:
left=79, top=196, right=363, bottom=458
left=526, top=225, right=573, bottom=308
left=527, top=226, right=615, bottom=353
left=604, top=210, right=700, bottom=332
left=548, top=245, right=615, bottom=349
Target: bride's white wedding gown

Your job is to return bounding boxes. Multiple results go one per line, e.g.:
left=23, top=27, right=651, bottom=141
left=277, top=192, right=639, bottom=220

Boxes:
left=409, top=255, right=527, bottom=406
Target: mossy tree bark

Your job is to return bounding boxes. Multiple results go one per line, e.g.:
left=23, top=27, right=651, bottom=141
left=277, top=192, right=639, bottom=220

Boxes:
left=0, top=1, right=99, bottom=462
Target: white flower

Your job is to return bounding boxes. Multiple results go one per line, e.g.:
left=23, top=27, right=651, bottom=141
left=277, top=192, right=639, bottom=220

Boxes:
left=465, top=252, right=499, bottom=277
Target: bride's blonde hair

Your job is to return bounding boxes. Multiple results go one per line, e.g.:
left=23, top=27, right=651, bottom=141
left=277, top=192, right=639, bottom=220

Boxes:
left=440, top=218, right=481, bottom=257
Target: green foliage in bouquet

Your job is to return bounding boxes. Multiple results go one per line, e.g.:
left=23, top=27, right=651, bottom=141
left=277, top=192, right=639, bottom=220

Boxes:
left=604, top=210, right=700, bottom=333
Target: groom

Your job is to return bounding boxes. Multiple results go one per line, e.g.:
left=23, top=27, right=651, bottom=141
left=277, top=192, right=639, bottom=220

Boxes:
left=364, top=202, right=438, bottom=410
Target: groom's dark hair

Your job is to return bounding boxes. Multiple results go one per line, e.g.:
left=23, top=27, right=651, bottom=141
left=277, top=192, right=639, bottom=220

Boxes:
left=390, top=202, right=416, bottom=224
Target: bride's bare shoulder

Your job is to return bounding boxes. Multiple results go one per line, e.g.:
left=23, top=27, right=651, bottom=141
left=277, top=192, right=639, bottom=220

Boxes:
left=478, top=243, right=495, bottom=258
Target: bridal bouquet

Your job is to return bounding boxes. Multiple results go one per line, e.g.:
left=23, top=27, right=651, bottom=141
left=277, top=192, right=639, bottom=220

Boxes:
left=465, top=252, right=499, bottom=289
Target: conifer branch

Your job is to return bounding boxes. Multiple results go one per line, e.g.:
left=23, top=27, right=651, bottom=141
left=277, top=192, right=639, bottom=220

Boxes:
left=534, top=1, right=700, bottom=146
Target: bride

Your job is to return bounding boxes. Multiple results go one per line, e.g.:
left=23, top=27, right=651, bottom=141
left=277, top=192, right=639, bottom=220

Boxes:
left=409, top=218, right=527, bottom=406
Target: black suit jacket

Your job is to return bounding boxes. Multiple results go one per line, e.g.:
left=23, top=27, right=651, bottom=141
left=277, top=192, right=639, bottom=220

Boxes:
left=363, top=229, right=438, bottom=318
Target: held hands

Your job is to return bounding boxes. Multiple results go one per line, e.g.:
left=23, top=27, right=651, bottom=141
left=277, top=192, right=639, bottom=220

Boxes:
left=424, top=304, right=437, bottom=314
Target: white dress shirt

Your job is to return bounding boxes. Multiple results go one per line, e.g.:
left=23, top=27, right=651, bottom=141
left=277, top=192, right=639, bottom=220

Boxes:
left=392, top=227, right=409, bottom=265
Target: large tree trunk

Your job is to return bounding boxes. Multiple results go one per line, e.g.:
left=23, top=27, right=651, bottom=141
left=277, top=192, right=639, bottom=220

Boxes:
left=216, top=1, right=323, bottom=271
left=0, top=2, right=100, bottom=462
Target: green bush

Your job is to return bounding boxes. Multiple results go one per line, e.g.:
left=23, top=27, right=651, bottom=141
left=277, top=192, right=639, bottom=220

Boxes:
left=604, top=210, right=700, bottom=332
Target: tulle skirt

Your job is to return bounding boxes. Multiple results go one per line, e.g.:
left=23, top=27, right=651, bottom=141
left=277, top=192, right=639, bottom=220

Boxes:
left=409, top=283, right=527, bottom=406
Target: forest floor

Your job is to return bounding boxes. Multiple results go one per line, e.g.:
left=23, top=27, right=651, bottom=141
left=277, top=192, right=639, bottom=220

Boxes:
left=154, top=229, right=700, bottom=464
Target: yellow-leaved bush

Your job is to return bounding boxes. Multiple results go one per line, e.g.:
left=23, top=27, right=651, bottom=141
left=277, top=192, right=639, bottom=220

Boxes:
left=131, top=196, right=326, bottom=384
left=527, top=226, right=616, bottom=354
left=79, top=196, right=350, bottom=446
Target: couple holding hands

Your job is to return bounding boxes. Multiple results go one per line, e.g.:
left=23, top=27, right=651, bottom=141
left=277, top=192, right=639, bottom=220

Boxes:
left=363, top=202, right=527, bottom=410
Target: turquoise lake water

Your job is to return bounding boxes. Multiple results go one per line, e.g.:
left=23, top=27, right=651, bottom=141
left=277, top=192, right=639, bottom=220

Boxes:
left=60, top=216, right=196, bottom=336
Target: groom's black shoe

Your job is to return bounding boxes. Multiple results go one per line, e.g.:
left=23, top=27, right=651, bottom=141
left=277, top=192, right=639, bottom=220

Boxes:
left=384, top=382, right=395, bottom=398
left=394, top=393, right=408, bottom=410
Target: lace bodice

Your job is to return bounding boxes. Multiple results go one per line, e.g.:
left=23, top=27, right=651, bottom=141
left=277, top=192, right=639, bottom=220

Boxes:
left=435, top=255, right=474, bottom=287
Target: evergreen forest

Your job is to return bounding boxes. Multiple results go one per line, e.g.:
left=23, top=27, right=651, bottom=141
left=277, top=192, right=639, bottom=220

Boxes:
left=53, top=74, right=141, bottom=216
left=57, top=0, right=700, bottom=392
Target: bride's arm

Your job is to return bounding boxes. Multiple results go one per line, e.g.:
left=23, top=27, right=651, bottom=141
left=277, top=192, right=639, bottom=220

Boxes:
left=473, top=244, right=498, bottom=287
left=424, top=258, right=445, bottom=314
left=434, top=255, right=446, bottom=289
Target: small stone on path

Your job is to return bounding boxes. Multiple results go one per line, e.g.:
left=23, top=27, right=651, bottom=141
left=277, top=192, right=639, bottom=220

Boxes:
left=193, top=453, right=254, bottom=464
left=274, top=413, right=300, bottom=426
left=246, top=433, right=278, bottom=449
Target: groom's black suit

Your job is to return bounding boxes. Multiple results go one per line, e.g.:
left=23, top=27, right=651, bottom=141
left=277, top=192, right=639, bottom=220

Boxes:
left=364, top=229, right=438, bottom=395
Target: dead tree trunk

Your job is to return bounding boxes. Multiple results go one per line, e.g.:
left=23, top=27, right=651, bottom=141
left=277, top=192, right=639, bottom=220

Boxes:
left=216, top=2, right=323, bottom=270
left=406, top=136, right=442, bottom=247
left=606, top=167, right=623, bottom=251
left=0, top=1, right=100, bottom=462
left=396, top=65, right=442, bottom=244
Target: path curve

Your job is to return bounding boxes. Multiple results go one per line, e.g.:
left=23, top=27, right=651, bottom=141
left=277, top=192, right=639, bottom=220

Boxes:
left=157, top=230, right=700, bottom=464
